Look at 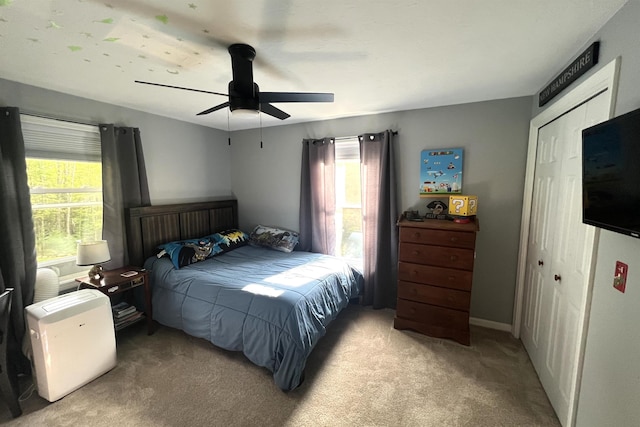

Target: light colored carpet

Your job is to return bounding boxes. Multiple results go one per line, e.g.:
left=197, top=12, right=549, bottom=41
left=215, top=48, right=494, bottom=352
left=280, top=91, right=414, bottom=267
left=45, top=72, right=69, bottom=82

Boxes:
left=1, top=305, right=560, bottom=426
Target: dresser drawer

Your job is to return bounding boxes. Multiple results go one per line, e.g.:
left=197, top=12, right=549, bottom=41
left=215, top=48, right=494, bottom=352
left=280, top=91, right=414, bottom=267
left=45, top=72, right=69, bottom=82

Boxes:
left=398, top=262, right=473, bottom=291
left=399, top=242, right=474, bottom=270
left=399, top=227, right=476, bottom=249
left=397, top=281, right=470, bottom=311
left=396, top=298, right=469, bottom=330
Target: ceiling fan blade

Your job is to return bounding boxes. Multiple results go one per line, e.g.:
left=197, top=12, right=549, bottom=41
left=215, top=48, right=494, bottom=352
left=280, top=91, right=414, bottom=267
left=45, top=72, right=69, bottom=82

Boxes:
left=197, top=102, right=230, bottom=116
left=260, top=103, right=291, bottom=120
left=260, top=92, right=334, bottom=103
left=135, top=80, right=227, bottom=97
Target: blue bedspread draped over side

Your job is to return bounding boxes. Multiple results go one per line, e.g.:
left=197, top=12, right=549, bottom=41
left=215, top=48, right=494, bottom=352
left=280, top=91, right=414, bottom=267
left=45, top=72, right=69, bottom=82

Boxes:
left=144, top=246, right=363, bottom=391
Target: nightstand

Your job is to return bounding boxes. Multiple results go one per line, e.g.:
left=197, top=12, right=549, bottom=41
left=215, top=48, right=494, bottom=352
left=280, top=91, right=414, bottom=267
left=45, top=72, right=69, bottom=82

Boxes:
left=75, top=266, right=154, bottom=335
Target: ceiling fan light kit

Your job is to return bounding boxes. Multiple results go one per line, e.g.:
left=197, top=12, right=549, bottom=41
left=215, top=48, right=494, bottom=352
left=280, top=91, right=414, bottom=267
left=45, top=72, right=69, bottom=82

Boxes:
left=232, top=109, right=260, bottom=117
left=136, top=43, right=334, bottom=121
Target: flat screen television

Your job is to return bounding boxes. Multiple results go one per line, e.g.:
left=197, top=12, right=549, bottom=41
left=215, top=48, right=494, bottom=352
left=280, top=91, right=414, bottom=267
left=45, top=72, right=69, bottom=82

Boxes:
left=582, top=106, right=640, bottom=239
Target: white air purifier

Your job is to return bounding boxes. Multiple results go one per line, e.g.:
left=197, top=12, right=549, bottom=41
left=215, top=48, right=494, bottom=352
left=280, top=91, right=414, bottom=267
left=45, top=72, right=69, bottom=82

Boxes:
left=25, top=289, right=117, bottom=402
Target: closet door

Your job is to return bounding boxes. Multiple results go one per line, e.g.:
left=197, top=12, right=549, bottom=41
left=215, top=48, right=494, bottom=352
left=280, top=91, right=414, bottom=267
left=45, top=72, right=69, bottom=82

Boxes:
left=521, top=93, right=609, bottom=426
left=521, top=115, right=563, bottom=372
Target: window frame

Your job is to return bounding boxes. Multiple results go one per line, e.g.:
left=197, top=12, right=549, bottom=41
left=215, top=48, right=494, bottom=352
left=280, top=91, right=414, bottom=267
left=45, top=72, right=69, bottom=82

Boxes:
left=22, top=114, right=103, bottom=291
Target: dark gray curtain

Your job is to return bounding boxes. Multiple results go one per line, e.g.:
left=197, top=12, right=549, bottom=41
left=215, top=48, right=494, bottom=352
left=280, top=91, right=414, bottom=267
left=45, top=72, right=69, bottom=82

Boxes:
left=359, top=130, right=398, bottom=309
left=0, top=107, right=37, bottom=372
left=100, top=125, right=150, bottom=268
left=299, top=138, right=336, bottom=254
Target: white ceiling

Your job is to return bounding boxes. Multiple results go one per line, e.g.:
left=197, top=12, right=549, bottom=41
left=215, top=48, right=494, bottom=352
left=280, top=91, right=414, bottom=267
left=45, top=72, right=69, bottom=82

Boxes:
left=0, top=0, right=628, bottom=130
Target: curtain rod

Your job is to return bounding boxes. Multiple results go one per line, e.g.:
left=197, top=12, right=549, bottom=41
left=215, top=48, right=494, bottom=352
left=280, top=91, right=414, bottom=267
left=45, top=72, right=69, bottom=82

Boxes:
left=21, top=111, right=99, bottom=127
left=334, top=130, right=398, bottom=141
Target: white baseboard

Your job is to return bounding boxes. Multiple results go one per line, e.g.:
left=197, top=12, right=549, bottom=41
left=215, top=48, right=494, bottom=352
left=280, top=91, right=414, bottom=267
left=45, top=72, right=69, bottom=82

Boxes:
left=469, top=317, right=512, bottom=332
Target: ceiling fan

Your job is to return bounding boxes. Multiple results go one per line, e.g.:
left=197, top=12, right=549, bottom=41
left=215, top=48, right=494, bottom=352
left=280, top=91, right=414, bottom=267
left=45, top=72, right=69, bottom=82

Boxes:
left=135, top=43, right=334, bottom=120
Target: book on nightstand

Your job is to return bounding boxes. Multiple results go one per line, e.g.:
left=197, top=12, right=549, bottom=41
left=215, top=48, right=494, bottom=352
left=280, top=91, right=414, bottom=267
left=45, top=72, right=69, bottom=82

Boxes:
left=114, top=306, right=137, bottom=318
left=114, top=311, right=144, bottom=330
left=111, top=302, right=145, bottom=330
left=112, top=302, right=135, bottom=316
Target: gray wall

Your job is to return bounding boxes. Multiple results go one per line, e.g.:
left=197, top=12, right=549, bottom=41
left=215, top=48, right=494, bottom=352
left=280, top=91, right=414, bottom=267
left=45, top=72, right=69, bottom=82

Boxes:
left=0, top=78, right=232, bottom=204
left=532, top=1, right=640, bottom=425
left=0, top=76, right=533, bottom=326
left=231, top=97, right=532, bottom=325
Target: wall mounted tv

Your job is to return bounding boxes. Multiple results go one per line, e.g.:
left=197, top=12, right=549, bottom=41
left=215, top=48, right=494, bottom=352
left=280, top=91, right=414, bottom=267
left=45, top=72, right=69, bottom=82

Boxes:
left=582, top=106, right=640, bottom=239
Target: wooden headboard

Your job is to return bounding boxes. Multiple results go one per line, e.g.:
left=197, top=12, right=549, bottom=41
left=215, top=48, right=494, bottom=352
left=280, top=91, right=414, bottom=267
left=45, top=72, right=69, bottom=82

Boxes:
left=125, top=199, right=239, bottom=267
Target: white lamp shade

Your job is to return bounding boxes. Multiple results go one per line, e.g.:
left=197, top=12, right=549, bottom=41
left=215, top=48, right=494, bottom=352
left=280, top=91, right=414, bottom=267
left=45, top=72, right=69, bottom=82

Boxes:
left=77, top=240, right=111, bottom=266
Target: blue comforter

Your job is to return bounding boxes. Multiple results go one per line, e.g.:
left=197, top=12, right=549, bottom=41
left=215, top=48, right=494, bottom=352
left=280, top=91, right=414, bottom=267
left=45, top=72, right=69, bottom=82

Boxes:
left=144, top=246, right=363, bottom=391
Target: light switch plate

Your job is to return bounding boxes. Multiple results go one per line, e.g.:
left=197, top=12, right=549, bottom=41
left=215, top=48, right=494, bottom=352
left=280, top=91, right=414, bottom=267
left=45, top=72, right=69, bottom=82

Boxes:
left=613, top=261, right=628, bottom=293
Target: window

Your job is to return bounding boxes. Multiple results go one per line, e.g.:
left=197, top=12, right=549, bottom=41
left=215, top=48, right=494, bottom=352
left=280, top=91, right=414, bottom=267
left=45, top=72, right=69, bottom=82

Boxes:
left=335, top=137, right=362, bottom=265
left=22, top=115, right=102, bottom=287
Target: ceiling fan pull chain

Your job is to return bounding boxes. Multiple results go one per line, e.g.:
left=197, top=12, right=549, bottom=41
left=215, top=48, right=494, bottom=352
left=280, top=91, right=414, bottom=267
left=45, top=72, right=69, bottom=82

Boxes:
left=260, top=113, right=264, bottom=149
left=227, top=109, right=231, bottom=146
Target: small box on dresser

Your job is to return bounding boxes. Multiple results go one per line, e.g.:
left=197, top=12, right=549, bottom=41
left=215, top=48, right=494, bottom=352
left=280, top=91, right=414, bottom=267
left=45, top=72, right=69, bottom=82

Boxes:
left=394, top=217, right=479, bottom=345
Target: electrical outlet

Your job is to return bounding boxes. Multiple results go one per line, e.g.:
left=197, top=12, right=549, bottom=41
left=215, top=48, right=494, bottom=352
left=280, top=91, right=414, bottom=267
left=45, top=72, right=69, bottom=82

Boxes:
left=613, top=261, right=628, bottom=293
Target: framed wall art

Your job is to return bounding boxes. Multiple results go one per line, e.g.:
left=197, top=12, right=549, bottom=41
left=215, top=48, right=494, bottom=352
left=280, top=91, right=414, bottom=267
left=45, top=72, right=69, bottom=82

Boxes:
left=419, top=148, right=463, bottom=196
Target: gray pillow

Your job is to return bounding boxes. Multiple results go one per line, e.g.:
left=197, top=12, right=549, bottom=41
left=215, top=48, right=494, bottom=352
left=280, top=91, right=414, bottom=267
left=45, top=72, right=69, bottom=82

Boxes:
left=249, top=225, right=299, bottom=253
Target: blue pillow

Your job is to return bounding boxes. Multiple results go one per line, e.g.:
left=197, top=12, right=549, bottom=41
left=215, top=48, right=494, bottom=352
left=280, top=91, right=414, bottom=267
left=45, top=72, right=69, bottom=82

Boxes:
left=207, top=229, right=249, bottom=254
left=157, top=237, right=222, bottom=269
left=158, top=230, right=249, bottom=269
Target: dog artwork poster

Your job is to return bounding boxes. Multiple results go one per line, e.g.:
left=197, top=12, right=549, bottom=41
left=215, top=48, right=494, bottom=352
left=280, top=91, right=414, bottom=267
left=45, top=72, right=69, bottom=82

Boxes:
left=419, top=148, right=463, bottom=196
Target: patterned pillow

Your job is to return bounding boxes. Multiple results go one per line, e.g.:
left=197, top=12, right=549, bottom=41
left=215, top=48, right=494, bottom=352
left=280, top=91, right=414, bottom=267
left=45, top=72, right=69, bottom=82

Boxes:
left=157, top=237, right=221, bottom=269
left=248, top=225, right=299, bottom=253
left=208, top=229, right=249, bottom=254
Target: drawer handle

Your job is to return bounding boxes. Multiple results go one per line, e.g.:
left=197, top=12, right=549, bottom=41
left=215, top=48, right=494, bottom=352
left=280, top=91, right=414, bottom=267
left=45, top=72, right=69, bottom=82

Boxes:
left=450, top=237, right=458, bottom=242
left=450, top=255, right=458, bottom=262
left=448, top=276, right=456, bottom=281
left=412, top=250, right=420, bottom=256
left=413, top=232, right=421, bottom=238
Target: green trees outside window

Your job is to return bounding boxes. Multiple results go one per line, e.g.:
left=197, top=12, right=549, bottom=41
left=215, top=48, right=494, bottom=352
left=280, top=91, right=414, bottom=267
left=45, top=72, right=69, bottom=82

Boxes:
left=26, top=158, right=103, bottom=263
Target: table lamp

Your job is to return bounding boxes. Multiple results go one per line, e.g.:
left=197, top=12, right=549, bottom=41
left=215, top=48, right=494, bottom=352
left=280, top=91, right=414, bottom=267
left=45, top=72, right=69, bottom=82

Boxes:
left=77, top=240, right=111, bottom=280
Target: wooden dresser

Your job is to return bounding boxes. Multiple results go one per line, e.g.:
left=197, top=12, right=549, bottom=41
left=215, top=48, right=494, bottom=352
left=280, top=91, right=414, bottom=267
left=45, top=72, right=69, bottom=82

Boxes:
left=394, top=217, right=479, bottom=345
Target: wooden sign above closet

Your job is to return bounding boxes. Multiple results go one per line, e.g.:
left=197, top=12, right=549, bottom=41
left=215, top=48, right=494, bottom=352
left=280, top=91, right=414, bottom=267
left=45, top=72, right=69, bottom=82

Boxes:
left=539, top=41, right=600, bottom=107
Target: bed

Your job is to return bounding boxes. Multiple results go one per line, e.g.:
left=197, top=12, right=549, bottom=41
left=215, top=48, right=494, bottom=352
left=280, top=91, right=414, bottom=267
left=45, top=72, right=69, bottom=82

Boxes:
left=126, top=200, right=363, bottom=391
